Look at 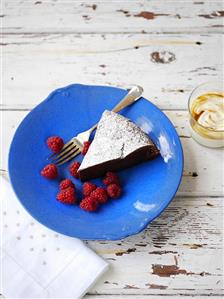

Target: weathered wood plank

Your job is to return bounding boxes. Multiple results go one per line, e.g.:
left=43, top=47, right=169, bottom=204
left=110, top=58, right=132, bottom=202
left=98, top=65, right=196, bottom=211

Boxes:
left=2, top=0, right=224, bottom=34
left=0, top=194, right=223, bottom=297
left=86, top=296, right=223, bottom=299
left=1, top=294, right=222, bottom=298
left=87, top=297, right=223, bottom=299
left=86, top=196, right=223, bottom=295
left=2, top=110, right=224, bottom=196
left=2, top=33, right=222, bottom=110
left=2, top=1, right=223, bottom=298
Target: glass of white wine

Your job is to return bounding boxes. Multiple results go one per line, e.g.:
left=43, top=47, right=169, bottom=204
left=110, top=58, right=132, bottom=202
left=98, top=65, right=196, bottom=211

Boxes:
left=188, top=81, right=224, bottom=148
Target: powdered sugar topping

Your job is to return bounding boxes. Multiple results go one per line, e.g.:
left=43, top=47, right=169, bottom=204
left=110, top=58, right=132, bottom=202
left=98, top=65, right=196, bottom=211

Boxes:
left=79, top=110, right=155, bottom=170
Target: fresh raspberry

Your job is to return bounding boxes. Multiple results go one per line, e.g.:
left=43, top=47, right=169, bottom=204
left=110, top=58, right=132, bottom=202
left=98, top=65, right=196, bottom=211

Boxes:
left=57, top=187, right=76, bottom=204
left=107, top=184, right=122, bottom=199
left=103, top=172, right=120, bottom=186
left=47, top=136, right=64, bottom=153
left=59, top=179, right=75, bottom=190
left=91, top=187, right=108, bottom=204
left=83, top=182, right=97, bottom=197
left=80, top=197, right=98, bottom=212
left=69, top=161, right=80, bottom=179
left=41, top=164, right=58, bottom=179
left=82, top=141, right=91, bottom=155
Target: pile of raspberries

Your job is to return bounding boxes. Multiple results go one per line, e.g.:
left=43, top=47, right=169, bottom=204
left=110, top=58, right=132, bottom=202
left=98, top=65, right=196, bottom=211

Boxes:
left=41, top=136, right=122, bottom=212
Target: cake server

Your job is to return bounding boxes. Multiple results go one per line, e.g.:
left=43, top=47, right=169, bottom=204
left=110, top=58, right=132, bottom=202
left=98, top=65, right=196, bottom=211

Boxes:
left=49, top=85, right=144, bottom=166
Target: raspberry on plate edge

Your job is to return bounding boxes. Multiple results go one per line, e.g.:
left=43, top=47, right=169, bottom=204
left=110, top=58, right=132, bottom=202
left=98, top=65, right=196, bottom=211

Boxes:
left=47, top=136, right=64, bottom=153
left=107, top=183, right=122, bottom=199
left=59, top=179, right=75, bottom=190
left=83, top=181, right=97, bottom=197
left=41, top=164, right=58, bottom=179
left=80, top=196, right=98, bottom=212
left=103, top=172, right=120, bottom=186
left=57, top=187, right=76, bottom=204
left=82, top=141, right=91, bottom=155
left=69, top=161, right=81, bottom=179
left=91, top=187, right=108, bottom=204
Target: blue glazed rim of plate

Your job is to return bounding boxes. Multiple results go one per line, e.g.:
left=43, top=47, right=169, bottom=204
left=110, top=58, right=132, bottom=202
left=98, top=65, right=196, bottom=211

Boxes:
left=8, top=83, right=184, bottom=240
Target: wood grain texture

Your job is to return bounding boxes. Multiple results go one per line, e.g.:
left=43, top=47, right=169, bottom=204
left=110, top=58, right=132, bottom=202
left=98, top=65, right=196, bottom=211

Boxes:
left=2, top=33, right=222, bottom=110
left=2, top=0, right=224, bottom=34
left=1, top=110, right=224, bottom=196
left=86, top=196, right=223, bottom=295
left=86, top=297, right=223, bottom=299
left=1, top=1, right=223, bottom=297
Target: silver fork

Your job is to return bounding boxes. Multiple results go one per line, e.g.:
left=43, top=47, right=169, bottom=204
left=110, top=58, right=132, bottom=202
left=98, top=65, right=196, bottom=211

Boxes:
left=50, top=85, right=143, bottom=166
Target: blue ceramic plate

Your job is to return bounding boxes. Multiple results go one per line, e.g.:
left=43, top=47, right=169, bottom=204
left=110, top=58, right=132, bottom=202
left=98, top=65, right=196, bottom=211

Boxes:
left=9, top=84, right=183, bottom=240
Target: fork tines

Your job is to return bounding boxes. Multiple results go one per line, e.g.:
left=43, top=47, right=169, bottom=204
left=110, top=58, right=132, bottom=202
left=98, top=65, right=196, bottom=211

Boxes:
left=55, top=145, right=80, bottom=165
left=49, top=139, right=82, bottom=165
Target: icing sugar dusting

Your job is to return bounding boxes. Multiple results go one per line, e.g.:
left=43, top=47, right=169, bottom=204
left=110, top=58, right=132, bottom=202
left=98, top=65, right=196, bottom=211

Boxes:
left=134, top=201, right=156, bottom=212
left=79, top=110, right=156, bottom=170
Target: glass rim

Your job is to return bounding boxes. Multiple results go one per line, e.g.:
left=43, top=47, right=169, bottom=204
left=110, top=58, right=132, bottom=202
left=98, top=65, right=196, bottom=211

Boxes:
left=188, top=80, right=224, bottom=133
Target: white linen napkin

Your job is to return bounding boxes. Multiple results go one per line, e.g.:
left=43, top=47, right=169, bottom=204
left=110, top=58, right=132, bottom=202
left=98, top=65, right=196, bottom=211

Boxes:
left=0, top=176, right=109, bottom=298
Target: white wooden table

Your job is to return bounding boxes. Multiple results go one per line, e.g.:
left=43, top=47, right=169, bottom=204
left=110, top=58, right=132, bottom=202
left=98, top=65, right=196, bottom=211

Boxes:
left=1, top=1, right=224, bottom=298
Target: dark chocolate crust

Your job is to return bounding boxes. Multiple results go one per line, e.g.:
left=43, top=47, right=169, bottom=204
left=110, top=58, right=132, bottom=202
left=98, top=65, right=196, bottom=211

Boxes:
left=79, top=145, right=159, bottom=181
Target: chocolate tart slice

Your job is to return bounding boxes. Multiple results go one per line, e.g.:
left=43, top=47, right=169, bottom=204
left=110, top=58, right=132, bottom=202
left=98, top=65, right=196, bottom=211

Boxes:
left=78, top=110, right=159, bottom=181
